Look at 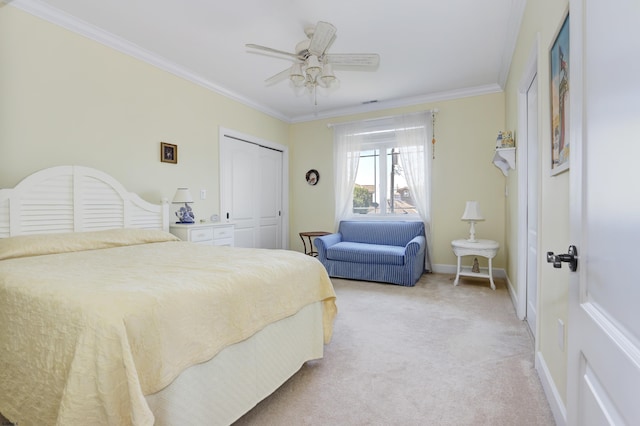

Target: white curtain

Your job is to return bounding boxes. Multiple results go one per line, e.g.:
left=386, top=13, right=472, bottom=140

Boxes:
left=394, top=111, right=433, bottom=271
left=332, top=122, right=364, bottom=226
left=332, top=112, right=433, bottom=271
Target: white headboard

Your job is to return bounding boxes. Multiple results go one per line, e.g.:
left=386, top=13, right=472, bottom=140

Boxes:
left=0, top=166, right=169, bottom=238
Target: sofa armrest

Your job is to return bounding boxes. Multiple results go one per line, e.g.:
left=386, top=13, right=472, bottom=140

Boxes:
left=314, top=233, right=342, bottom=261
left=405, top=235, right=426, bottom=256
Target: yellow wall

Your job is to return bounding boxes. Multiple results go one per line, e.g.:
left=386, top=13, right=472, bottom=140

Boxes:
left=504, top=0, right=570, bottom=405
left=289, top=94, right=507, bottom=268
left=0, top=7, right=289, bottom=221
left=1, top=7, right=508, bottom=270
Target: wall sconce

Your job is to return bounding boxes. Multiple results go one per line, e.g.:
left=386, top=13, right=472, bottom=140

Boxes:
left=172, top=188, right=195, bottom=223
left=461, top=201, right=484, bottom=242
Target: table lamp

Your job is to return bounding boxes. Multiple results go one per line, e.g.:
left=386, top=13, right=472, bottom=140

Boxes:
left=172, top=188, right=195, bottom=223
left=461, top=201, right=484, bottom=242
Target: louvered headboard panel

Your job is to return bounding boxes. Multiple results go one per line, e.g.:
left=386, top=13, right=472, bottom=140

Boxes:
left=0, top=166, right=169, bottom=238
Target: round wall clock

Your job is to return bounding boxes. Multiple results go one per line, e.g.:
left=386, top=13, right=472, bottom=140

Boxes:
left=305, top=169, right=319, bottom=186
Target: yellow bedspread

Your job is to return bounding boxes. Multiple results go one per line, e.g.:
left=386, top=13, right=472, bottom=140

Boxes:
left=0, top=230, right=337, bottom=426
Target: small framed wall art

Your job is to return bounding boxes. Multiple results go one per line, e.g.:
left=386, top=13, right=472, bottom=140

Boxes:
left=306, top=169, right=319, bottom=186
left=160, top=142, right=177, bottom=164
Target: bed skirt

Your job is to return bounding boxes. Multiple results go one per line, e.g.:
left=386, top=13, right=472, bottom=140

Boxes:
left=146, top=301, right=324, bottom=425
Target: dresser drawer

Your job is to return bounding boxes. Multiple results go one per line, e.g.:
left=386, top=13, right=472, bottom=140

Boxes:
left=213, top=226, right=233, bottom=240
left=170, top=223, right=234, bottom=246
left=189, top=227, right=214, bottom=243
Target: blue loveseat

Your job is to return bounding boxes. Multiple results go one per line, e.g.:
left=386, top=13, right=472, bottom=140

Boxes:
left=314, top=220, right=426, bottom=286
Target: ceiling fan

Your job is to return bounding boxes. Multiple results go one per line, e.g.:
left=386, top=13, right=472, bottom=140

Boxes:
left=246, top=21, right=379, bottom=102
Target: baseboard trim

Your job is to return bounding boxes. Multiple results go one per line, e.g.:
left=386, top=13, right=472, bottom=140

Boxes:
left=535, top=351, right=567, bottom=426
left=505, top=273, right=523, bottom=319
left=431, top=264, right=457, bottom=274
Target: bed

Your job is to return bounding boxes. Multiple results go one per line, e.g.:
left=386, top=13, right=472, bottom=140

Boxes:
left=0, top=165, right=337, bottom=426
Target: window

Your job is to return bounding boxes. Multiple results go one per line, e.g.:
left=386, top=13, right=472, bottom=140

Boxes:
left=353, top=147, right=418, bottom=216
left=331, top=111, right=435, bottom=270
left=332, top=112, right=432, bottom=221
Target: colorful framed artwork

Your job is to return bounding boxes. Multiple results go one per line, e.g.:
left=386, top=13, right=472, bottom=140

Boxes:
left=160, top=142, right=177, bottom=164
left=549, top=12, right=570, bottom=176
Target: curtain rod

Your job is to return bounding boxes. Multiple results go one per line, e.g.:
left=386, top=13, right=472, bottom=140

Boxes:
left=326, top=108, right=439, bottom=129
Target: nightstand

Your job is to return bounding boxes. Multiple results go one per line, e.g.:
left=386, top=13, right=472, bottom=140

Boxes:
left=451, top=239, right=500, bottom=290
left=170, top=222, right=235, bottom=246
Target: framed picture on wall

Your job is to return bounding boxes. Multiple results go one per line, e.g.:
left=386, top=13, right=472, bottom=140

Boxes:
left=549, top=11, right=570, bottom=176
left=160, top=142, right=177, bottom=164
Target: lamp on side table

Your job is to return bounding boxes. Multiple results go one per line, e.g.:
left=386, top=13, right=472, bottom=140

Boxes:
left=453, top=201, right=499, bottom=289
left=461, top=200, right=484, bottom=242
left=172, top=188, right=195, bottom=224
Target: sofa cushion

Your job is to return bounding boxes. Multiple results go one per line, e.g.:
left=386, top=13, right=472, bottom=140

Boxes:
left=338, top=221, right=424, bottom=246
left=326, top=241, right=405, bottom=265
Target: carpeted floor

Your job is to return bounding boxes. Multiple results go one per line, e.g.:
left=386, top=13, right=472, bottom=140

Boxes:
left=233, top=273, right=555, bottom=426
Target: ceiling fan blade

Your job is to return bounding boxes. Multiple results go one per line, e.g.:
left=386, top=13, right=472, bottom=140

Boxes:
left=326, top=53, right=380, bottom=67
left=246, top=43, right=300, bottom=59
left=308, top=21, right=336, bottom=56
left=265, top=68, right=291, bottom=86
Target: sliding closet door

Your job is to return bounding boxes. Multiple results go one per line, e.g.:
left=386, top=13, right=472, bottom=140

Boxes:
left=258, top=147, right=282, bottom=249
left=220, top=132, right=284, bottom=249
left=220, top=136, right=259, bottom=248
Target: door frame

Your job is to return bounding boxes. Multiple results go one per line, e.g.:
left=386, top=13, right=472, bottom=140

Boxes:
left=516, top=34, right=540, bottom=329
left=219, top=127, right=289, bottom=249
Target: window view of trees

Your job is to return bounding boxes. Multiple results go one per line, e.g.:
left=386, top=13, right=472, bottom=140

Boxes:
left=353, top=148, right=417, bottom=215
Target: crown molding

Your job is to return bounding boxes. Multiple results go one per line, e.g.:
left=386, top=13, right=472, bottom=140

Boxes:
left=290, top=84, right=504, bottom=123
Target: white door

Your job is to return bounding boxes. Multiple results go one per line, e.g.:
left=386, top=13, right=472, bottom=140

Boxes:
left=220, top=132, right=285, bottom=249
left=525, top=76, right=539, bottom=338
left=566, top=1, right=640, bottom=424
left=258, top=147, right=282, bottom=249
left=220, top=136, right=259, bottom=248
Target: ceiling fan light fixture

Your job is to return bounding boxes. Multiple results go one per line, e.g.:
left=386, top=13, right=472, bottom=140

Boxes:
left=319, top=63, right=337, bottom=87
left=305, top=80, right=315, bottom=93
left=305, top=55, right=321, bottom=79
left=247, top=21, right=379, bottom=106
left=289, top=63, right=305, bottom=86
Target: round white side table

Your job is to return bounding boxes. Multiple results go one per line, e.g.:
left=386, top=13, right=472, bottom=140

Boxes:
left=451, top=239, right=500, bottom=290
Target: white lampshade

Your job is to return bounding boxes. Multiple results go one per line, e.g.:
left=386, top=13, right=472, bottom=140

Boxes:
left=172, top=188, right=193, bottom=204
left=461, top=201, right=484, bottom=221
left=461, top=201, right=484, bottom=242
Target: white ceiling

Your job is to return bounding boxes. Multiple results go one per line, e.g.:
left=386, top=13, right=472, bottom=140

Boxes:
left=10, top=0, right=526, bottom=123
